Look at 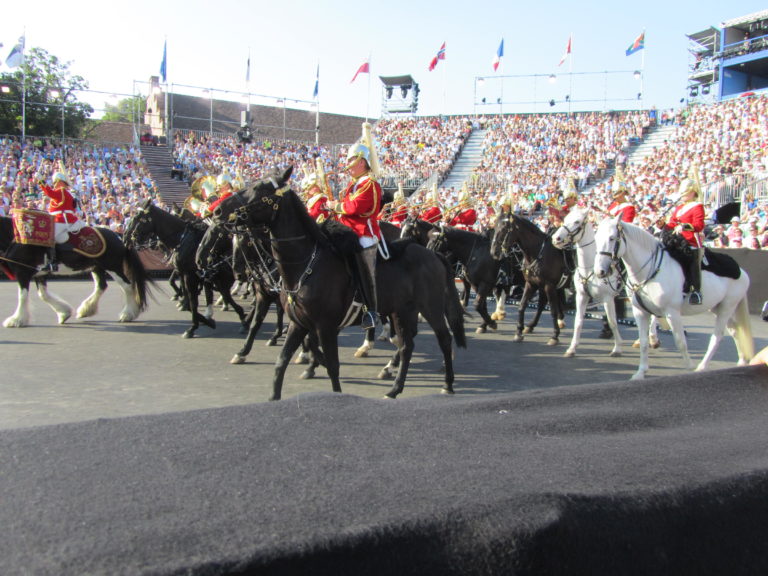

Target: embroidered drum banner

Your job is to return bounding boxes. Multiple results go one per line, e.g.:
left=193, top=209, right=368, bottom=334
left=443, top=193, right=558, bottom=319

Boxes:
left=11, top=209, right=55, bottom=247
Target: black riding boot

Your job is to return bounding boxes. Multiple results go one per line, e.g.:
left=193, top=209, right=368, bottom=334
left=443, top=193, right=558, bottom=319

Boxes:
left=45, top=245, right=58, bottom=272
left=599, top=318, right=613, bottom=339
left=688, top=249, right=702, bottom=305
left=355, top=247, right=378, bottom=330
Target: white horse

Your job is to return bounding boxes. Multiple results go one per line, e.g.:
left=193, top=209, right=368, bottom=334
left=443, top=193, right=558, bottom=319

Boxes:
left=552, top=209, right=659, bottom=357
left=593, top=216, right=754, bottom=379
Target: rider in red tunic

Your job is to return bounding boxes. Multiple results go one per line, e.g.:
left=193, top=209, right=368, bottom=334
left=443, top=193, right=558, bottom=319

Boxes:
left=333, top=124, right=384, bottom=329
left=204, top=173, right=236, bottom=217
left=665, top=176, right=706, bottom=305
left=38, top=171, right=83, bottom=271
left=383, top=188, right=408, bottom=226
left=301, top=173, right=331, bottom=223
left=607, top=185, right=636, bottom=223
left=445, top=187, right=477, bottom=231
left=419, top=187, right=442, bottom=224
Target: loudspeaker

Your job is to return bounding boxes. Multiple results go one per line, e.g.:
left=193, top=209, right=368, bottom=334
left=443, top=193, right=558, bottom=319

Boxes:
left=240, top=111, right=251, bottom=127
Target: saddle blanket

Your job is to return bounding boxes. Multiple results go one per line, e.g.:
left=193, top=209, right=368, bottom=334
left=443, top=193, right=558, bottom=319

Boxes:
left=11, top=209, right=54, bottom=247
left=68, top=226, right=106, bottom=258
left=703, top=248, right=741, bottom=280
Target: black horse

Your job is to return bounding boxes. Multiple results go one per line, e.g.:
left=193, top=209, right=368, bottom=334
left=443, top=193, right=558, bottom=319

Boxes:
left=124, top=200, right=248, bottom=338
left=196, top=220, right=287, bottom=362
left=0, top=214, right=151, bottom=327
left=490, top=212, right=570, bottom=345
left=213, top=167, right=467, bottom=400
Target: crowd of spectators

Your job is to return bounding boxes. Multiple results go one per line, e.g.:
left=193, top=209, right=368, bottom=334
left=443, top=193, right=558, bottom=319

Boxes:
left=0, top=137, right=161, bottom=234
left=2, top=94, right=767, bottom=251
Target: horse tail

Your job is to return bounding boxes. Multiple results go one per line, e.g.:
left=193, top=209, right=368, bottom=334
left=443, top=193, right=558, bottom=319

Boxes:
left=439, top=254, right=467, bottom=349
left=733, top=295, right=754, bottom=362
left=123, top=246, right=153, bottom=313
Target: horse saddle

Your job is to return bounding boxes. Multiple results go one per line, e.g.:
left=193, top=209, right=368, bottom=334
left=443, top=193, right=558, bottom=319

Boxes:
left=66, top=226, right=106, bottom=258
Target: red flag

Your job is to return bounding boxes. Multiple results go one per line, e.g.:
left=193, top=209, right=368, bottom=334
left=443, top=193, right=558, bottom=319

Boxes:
left=428, top=42, right=446, bottom=71
left=558, top=35, right=571, bottom=67
left=350, top=60, right=370, bottom=83
left=492, top=38, right=504, bottom=71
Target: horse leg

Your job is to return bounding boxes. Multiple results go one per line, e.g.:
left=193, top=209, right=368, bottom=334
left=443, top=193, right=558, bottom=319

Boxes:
left=378, top=331, right=403, bottom=380
left=603, top=293, right=624, bottom=358
left=202, top=283, right=215, bottom=320
left=317, top=329, right=342, bottom=394
left=666, top=309, right=693, bottom=370
left=75, top=271, right=105, bottom=319
left=565, top=288, right=589, bottom=357
left=34, top=278, right=74, bottom=325
left=524, top=288, right=547, bottom=334
left=384, top=315, right=414, bottom=399
left=183, top=277, right=216, bottom=338
left=631, top=306, right=652, bottom=380
left=355, top=326, right=376, bottom=358
left=268, top=297, right=284, bottom=346
left=231, top=294, right=270, bottom=364
left=543, top=284, right=560, bottom=346
left=514, top=284, right=533, bottom=342
left=490, top=285, right=507, bottom=321
left=3, top=278, right=35, bottom=327
left=216, top=276, right=248, bottom=331
left=696, top=303, right=731, bottom=371
left=271, top=322, right=309, bottom=400
left=474, top=286, right=497, bottom=334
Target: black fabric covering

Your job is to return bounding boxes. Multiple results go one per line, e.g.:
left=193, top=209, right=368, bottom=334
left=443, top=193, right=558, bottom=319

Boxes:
left=703, top=248, right=742, bottom=279
left=2, top=367, right=768, bottom=575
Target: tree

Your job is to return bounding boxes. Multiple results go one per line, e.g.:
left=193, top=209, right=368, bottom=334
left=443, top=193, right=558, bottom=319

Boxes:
left=0, top=47, right=94, bottom=138
left=101, top=95, right=146, bottom=123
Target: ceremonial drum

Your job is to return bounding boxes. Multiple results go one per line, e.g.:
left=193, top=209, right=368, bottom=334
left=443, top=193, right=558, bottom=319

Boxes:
left=11, top=209, right=55, bottom=247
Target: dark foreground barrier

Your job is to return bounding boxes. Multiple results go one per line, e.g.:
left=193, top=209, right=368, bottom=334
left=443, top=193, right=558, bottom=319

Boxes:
left=2, top=366, right=768, bottom=575
left=715, top=248, right=768, bottom=313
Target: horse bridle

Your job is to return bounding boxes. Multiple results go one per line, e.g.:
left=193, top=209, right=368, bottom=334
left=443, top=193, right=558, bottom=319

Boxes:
left=598, top=221, right=663, bottom=292
left=493, top=215, right=516, bottom=258
left=126, top=206, right=155, bottom=249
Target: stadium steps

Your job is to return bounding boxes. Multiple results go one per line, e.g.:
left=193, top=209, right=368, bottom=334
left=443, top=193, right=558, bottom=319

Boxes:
left=626, top=124, right=677, bottom=165
left=440, top=129, right=487, bottom=191
left=140, top=145, right=190, bottom=207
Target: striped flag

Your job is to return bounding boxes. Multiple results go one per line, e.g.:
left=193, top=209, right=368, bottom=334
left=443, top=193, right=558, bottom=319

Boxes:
left=492, top=39, right=504, bottom=71
left=159, top=40, right=167, bottom=83
left=558, top=35, right=572, bottom=67
left=428, top=42, right=446, bottom=71
left=312, top=64, right=319, bottom=99
left=626, top=32, right=645, bottom=56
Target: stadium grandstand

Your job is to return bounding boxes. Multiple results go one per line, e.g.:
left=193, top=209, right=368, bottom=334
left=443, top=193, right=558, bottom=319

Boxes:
left=1, top=9, right=767, bottom=248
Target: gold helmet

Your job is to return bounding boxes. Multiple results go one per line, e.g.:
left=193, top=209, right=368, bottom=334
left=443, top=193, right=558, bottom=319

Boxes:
left=612, top=165, right=627, bottom=197
left=301, top=172, right=321, bottom=192
left=677, top=163, right=702, bottom=202
left=393, top=182, right=405, bottom=205
left=345, top=122, right=381, bottom=178
left=52, top=171, right=70, bottom=186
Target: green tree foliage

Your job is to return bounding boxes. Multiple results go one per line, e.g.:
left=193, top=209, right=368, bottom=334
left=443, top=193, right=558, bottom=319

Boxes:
left=101, top=95, right=146, bottom=123
left=0, top=47, right=94, bottom=138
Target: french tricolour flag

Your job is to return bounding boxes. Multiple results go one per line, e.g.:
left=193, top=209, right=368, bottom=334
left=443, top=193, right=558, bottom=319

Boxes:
left=492, top=39, right=504, bottom=72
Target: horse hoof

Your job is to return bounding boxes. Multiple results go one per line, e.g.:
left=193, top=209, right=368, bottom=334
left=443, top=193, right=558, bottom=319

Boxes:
left=294, top=354, right=309, bottom=365
left=378, top=368, right=393, bottom=380
left=382, top=394, right=397, bottom=400
left=475, top=326, right=486, bottom=334
left=354, top=349, right=369, bottom=358
left=650, top=340, right=661, bottom=349
left=490, top=312, right=499, bottom=321
left=489, top=320, right=498, bottom=330
left=58, top=312, right=72, bottom=325
left=523, top=326, right=533, bottom=334
left=547, top=338, right=559, bottom=346
left=632, top=340, right=640, bottom=348
left=300, top=369, right=315, bottom=380
left=441, top=388, right=455, bottom=395
left=564, top=349, right=575, bottom=358
left=182, top=331, right=194, bottom=339
left=513, top=335, right=524, bottom=342
left=558, top=320, right=566, bottom=329
left=267, top=338, right=278, bottom=346
left=230, top=354, right=246, bottom=364
left=610, top=351, right=622, bottom=358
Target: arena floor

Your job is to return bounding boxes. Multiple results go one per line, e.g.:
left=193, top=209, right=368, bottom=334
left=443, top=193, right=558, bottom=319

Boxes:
left=1, top=278, right=766, bottom=430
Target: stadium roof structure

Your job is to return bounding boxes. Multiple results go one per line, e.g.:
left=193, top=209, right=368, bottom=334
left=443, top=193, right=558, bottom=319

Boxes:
left=379, top=75, right=416, bottom=87
left=687, top=27, right=720, bottom=52
left=722, top=9, right=768, bottom=28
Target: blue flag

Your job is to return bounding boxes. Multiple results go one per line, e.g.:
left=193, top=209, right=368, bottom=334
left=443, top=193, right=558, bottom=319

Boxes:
left=312, top=64, right=319, bottom=99
left=160, top=40, right=167, bottom=83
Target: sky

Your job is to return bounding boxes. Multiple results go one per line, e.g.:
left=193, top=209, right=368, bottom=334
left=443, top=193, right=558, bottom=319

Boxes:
left=2, top=0, right=767, bottom=121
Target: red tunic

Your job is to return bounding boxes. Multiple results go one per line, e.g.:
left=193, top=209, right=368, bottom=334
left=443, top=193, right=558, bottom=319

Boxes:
left=666, top=201, right=705, bottom=247
left=420, top=206, right=442, bottom=224
left=387, top=205, right=408, bottom=226
left=337, top=175, right=382, bottom=238
left=447, top=208, right=477, bottom=231
left=306, top=193, right=331, bottom=222
left=206, top=190, right=233, bottom=215
left=608, top=200, right=636, bottom=223
left=40, top=183, right=79, bottom=224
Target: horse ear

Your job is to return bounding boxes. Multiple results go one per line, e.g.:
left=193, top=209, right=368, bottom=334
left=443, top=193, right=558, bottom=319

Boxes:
left=281, top=165, right=293, bottom=184
left=142, top=199, right=152, bottom=209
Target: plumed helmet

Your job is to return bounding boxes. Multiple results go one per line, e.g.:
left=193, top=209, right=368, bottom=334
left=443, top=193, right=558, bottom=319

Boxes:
left=459, top=189, right=472, bottom=205
left=201, top=178, right=216, bottom=200
left=346, top=142, right=370, bottom=169
left=217, top=172, right=233, bottom=189
left=52, top=171, right=69, bottom=186
left=393, top=190, right=405, bottom=205
left=301, top=173, right=320, bottom=191
left=676, top=178, right=701, bottom=201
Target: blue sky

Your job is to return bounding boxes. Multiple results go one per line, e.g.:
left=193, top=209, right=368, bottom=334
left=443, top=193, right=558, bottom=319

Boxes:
left=2, top=0, right=767, bottom=119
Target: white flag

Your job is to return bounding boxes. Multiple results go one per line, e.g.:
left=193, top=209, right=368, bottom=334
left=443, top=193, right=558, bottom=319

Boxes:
left=5, top=35, right=25, bottom=69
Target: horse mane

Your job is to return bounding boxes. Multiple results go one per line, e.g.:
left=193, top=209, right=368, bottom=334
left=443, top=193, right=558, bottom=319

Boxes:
left=512, top=214, right=545, bottom=238
left=443, top=225, right=484, bottom=242
left=285, top=190, right=360, bottom=254
left=619, top=220, right=661, bottom=254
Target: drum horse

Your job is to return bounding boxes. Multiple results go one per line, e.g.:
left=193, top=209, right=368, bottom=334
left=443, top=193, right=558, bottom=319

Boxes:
left=0, top=212, right=151, bottom=327
left=212, top=167, right=467, bottom=400
left=594, top=216, right=753, bottom=379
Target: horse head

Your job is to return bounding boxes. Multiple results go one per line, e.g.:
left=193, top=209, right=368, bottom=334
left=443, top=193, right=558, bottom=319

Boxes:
left=195, top=222, right=232, bottom=271
left=594, top=216, right=624, bottom=279
left=490, top=212, right=515, bottom=260
left=124, top=200, right=156, bottom=249
left=213, top=166, right=294, bottom=228
left=552, top=208, right=588, bottom=250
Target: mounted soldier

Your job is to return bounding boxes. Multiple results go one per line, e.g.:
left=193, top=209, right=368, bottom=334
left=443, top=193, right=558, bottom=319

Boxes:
left=38, top=169, right=84, bottom=271
left=444, top=184, right=478, bottom=231
left=419, top=183, right=442, bottom=224
left=301, top=158, right=333, bottom=223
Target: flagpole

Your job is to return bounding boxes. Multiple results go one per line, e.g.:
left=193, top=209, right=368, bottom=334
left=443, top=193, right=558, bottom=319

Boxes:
left=568, top=33, right=573, bottom=114
left=246, top=47, right=251, bottom=116
left=640, top=31, right=646, bottom=110
left=365, top=53, right=371, bottom=122
left=315, top=62, right=320, bottom=146
left=164, top=37, right=169, bottom=142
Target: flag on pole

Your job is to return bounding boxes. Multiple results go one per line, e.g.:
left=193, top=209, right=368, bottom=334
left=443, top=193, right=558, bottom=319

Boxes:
left=428, top=42, right=446, bottom=71
left=558, top=35, right=572, bottom=67
left=5, top=35, right=25, bottom=69
left=246, top=53, right=250, bottom=83
left=312, top=64, right=319, bottom=99
left=159, top=40, right=167, bottom=83
left=625, top=32, right=645, bottom=56
left=350, top=59, right=369, bottom=83
left=492, top=39, right=504, bottom=72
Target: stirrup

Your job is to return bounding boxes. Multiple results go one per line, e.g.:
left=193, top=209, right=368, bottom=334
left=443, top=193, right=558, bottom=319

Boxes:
left=688, top=291, right=702, bottom=305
